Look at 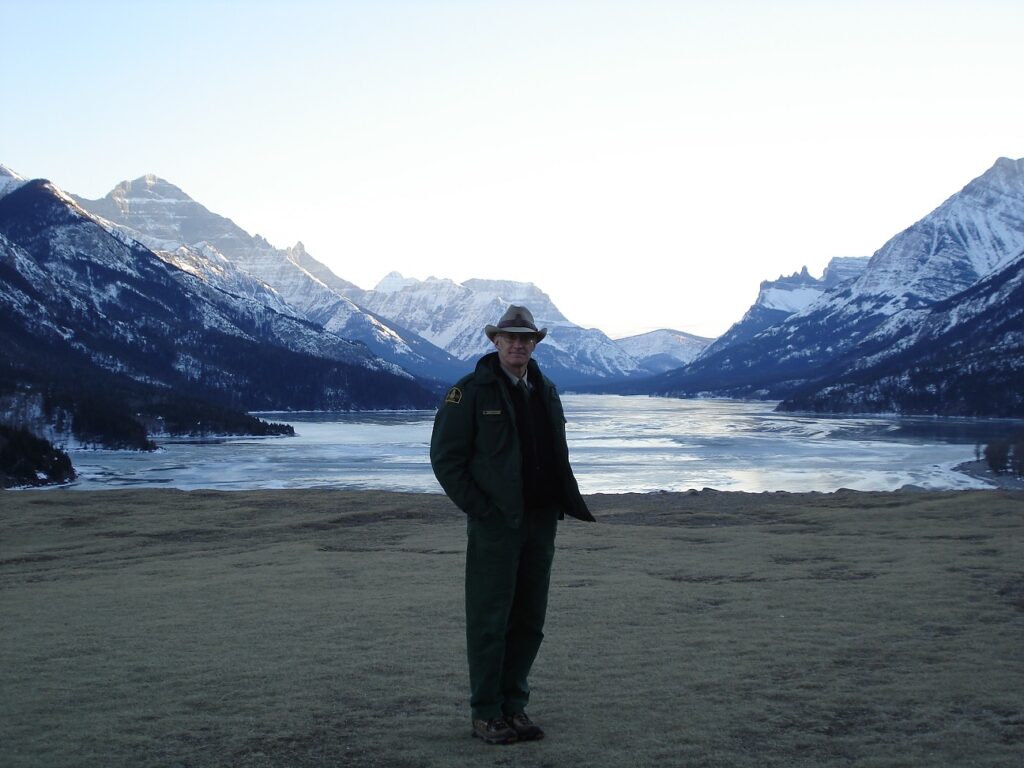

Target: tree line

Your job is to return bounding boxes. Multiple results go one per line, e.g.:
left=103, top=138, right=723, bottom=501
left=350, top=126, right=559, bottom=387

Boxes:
left=0, top=424, right=75, bottom=489
left=978, top=437, right=1024, bottom=477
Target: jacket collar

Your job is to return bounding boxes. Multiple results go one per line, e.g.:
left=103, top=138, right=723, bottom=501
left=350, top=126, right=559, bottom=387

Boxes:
left=476, top=352, right=544, bottom=388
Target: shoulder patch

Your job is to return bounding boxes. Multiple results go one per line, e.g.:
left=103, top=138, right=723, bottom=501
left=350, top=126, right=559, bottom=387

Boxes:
left=444, top=386, right=463, bottom=404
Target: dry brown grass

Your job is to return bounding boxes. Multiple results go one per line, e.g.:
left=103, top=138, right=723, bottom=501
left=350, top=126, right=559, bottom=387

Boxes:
left=1, top=488, right=1022, bottom=767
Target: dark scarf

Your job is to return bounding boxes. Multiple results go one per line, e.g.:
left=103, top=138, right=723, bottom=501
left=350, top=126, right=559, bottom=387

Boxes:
left=505, top=374, right=560, bottom=512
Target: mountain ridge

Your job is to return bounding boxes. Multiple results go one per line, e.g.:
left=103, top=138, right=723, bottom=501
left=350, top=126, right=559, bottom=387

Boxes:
left=615, top=329, right=714, bottom=374
left=346, top=274, right=646, bottom=385
left=778, top=248, right=1024, bottom=416
left=72, top=176, right=465, bottom=383
left=72, top=176, right=665, bottom=383
left=0, top=177, right=437, bottom=453
left=697, top=256, right=871, bottom=361
left=629, top=157, right=1024, bottom=413
left=5, top=154, right=1022, bottom=438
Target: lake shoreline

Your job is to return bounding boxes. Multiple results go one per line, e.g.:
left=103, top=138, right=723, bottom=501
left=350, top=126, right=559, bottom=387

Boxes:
left=954, top=458, right=1024, bottom=490
left=37, top=396, right=1015, bottom=493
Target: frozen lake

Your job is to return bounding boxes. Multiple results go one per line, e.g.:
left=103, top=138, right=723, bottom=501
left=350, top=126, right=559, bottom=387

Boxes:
left=61, top=395, right=1014, bottom=493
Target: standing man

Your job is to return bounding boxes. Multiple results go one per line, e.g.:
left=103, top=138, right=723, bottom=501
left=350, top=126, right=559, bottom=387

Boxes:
left=430, top=304, right=595, bottom=745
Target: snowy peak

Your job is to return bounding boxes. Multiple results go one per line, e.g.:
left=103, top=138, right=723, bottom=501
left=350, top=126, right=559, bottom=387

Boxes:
left=461, top=278, right=568, bottom=323
left=780, top=249, right=1024, bottom=416
left=0, top=176, right=436, bottom=445
left=285, top=241, right=361, bottom=295
left=648, top=155, right=1024, bottom=412
left=113, top=174, right=192, bottom=202
left=757, top=266, right=828, bottom=313
left=700, top=256, right=869, bottom=358
left=72, top=175, right=457, bottom=380
left=0, top=164, right=27, bottom=198
left=353, top=275, right=643, bottom=382
left=851, top=157, right=1024, bottom=305
left=103, top=174, right=202, bottom=215
left=73, top=175, right=251, bottom=253
left=758, top=258, right=869, bottom=314
left=982, top=156, right=1024, bottom=196
left=615, top=329, right=714, bottom=374
left=374, top=271, right=422, bottom=293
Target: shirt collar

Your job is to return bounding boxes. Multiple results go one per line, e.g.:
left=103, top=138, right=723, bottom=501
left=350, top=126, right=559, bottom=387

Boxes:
left=500, top=365, right=531, bottom=391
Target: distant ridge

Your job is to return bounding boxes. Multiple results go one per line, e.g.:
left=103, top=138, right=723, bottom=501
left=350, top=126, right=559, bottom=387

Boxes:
left=346, top=274, right=645, bottom=385
left=615, top=329, right=714, bottom=374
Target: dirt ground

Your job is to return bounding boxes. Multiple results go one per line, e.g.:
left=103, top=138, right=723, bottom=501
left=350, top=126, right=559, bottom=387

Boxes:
left=1, top=488, right=1022, bottom=767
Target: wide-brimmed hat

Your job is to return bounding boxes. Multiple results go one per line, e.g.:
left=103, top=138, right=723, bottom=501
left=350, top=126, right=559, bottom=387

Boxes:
left=484, top=305, right=548, bottom=342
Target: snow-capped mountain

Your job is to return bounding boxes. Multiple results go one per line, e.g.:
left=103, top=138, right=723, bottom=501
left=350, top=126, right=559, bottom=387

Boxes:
left=614, top=329, right=714, bottom=374
left=72, top=176, right=719, bottom=384
left=698, top=257, right=869, bottom=359
left=853, top=158, right=1024, bottom=303
left=0, top=164, right=27, bottom=197
left=780, top=248, right=1024, bottom=415
left=95, top=220, right=299, bottom=317
left=72, top=175, right=671, bottom=384
left=349, top=274, right=645, bottom=384
left=0, top=175, right=435, bottom=448
left=72, top=176, right=462, bottom=382
left=640, top=157, right=1024, bottom=414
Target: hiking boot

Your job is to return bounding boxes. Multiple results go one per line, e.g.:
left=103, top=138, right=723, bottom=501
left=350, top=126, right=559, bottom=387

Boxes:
left=471, top=717, right=517, bottom=745
left=505, top=711, right=544, bottom=741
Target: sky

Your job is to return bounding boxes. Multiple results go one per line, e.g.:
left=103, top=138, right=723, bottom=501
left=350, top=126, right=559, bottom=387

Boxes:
left=2, top=1, right=1023, bottom=339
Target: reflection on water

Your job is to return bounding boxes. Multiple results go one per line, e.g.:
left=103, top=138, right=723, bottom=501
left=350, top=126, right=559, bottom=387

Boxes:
left=60, top=395, right=1021, bottom=493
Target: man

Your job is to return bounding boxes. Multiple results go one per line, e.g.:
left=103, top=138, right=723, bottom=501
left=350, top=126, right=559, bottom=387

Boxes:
left=430, top=304, right=595, bottom=745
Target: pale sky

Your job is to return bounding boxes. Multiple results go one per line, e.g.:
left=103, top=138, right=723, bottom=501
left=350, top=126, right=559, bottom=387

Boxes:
left=3, top=0, right=1022, bottom=339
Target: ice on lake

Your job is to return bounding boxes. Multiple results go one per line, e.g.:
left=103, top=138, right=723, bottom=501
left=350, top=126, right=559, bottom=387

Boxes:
left=62, top=396, right=1014, bottom=493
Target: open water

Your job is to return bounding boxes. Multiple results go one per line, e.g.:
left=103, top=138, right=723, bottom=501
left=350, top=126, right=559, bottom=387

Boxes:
left=58, top=396, right=1020, bottom=493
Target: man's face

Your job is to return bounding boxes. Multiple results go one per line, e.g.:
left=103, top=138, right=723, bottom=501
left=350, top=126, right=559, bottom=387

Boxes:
left=494, top=332, right=536, bottom=373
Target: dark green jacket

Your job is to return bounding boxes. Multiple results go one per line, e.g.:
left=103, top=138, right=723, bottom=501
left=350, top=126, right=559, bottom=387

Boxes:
left=430, top=352, right=595, bottom=528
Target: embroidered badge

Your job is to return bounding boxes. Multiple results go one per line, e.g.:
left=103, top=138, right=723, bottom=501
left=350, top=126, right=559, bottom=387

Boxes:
left=445, top=386, right=463, bottom=404
left=482, top=410, right=502, bottom=416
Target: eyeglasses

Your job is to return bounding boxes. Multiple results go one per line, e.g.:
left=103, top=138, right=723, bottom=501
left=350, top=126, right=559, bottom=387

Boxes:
left=496, top=333, right=537, bottom=346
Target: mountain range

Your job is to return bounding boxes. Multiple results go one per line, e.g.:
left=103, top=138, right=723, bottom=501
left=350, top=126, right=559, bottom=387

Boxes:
left=70, top=176, right=467, bottom=383
left=68, top=175, right=706, bottom=384
left=345, top=274, right=668, bottom=384
left=0, top=171, right=435, bottom=453
left=780, top=249, right=1024, bottom=416
left=629, top=157, right=1024, bottom=417
left=1, top=154, right=1022, bottom=471
left=0, top=164, right=710, bottom=458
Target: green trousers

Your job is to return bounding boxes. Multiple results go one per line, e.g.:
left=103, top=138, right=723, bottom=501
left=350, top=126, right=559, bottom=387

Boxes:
left=465, top=508, right=559, bottom=720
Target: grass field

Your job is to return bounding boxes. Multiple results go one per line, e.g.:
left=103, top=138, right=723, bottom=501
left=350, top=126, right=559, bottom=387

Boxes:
left=1, top=488, right=1022, bottom=767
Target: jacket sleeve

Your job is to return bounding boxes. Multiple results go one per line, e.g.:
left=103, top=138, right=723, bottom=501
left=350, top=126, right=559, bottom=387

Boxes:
left=546, top=380, right=596, bottom=523
left=430, top=386, right=494, bottom=519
